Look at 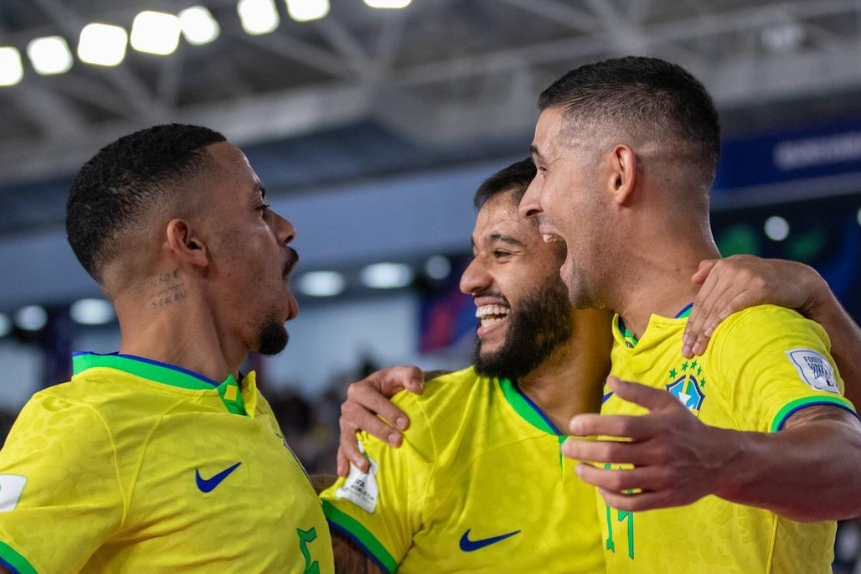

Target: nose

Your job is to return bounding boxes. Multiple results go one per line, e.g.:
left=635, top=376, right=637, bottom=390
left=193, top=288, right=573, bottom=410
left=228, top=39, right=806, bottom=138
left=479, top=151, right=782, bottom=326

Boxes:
left=459, top=256, right=491, bottom=296
left=518, top=176, right=543, bottom=219
left=273, top=211, right=296, bottom=246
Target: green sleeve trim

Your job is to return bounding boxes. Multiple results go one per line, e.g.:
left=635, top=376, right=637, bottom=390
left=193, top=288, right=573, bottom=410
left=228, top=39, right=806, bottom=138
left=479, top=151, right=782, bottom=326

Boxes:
left=0, top=541, right=38, bottom=574
left=322, top=500, right=398, bottom=574
left=770, top=395, right=857, bottom=432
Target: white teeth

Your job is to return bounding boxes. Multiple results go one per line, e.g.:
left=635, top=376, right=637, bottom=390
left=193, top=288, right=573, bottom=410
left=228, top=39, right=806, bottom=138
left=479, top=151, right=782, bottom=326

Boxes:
left=475, top=305, right=510, bottom=319
left=480, top=317, right=506, bottom=327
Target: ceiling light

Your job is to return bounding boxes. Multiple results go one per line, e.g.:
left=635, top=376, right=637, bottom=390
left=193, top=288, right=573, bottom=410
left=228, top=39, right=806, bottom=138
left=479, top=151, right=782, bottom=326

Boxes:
left=0, top=47, right=24, bottom=87
left=15, top=305, right=47, bottom=331
left=286, top=0, right=330, bottom=21
left=364, top=0, right=412, bottom=8
left=78, top=23, right=128, bottom=67
left=857, top=207, right=861, bottom=228
left=297, top=271, right=346, bottom=297
left=361, top=263, right=413, bottom=289
left=179, top=6, right=220, bottom=45
left=425, top=255, right=451, bottom=280
left=131, top=11, right=182, bottom=55
left=761, top=23, right=805, bottom=53
left=70, top=298, right=115, bottom=326
left=27, top=36, right=73, bottom=75
left=764, top=216, right=790, bottom=241
left=0, top=314, right=10, bottom=338
left=238, top=0, right=280, bottom=35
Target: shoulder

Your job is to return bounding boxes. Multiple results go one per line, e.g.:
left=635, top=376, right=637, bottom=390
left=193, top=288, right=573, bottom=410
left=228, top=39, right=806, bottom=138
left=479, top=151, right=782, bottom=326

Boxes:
left=712, top=304, right=829, bottom=349
left=392, top=366, right=492, bottom=425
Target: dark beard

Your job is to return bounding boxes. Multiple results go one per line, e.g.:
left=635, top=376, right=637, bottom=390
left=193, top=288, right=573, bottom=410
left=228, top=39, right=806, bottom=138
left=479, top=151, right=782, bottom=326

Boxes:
left=257, top=315, right=289, bottom=356
left=473, top=279, right=573, bottom=380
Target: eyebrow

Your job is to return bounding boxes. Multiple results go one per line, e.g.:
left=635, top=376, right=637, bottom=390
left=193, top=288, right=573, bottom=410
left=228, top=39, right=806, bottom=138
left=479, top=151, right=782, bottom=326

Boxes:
left=490, top=233, right=523, bottom=246
left=529, top=144, right=543, bottom=160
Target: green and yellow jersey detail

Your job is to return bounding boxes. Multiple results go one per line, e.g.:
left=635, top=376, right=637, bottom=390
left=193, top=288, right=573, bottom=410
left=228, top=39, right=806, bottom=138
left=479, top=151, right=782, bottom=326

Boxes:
left=602, top=304, right=856, bottom=574
left=0, top=352, right=333, bottom=574
left=320, top=367, right=604, bottom=574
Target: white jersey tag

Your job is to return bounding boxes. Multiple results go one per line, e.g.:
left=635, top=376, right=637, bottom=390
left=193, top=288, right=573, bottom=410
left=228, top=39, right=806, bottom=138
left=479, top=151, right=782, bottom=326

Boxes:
left=0, top=475, right=27, bottom=512
left=786, top=349, right=841, bottom=394
left=336, top=440, right=379, bottom=513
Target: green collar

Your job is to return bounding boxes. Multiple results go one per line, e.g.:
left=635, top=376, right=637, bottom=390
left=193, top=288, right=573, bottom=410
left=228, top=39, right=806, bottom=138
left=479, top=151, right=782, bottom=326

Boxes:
left=72, top=352, right=247, bottom=416
left=619, top=303, right=693, bottom=348
left=498, top=378, right=562, bottom=436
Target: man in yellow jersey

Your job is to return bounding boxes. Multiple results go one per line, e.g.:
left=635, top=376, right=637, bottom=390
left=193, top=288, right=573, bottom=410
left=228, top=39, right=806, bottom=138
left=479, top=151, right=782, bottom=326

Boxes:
left=0, top=124, right=334, bottom=574
left=320, top=159, right=614, bottom=573
left=521, top=56, right=861, bottom=573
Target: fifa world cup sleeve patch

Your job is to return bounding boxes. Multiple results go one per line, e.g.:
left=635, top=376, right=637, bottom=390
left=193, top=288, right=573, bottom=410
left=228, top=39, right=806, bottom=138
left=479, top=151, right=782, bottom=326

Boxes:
left=0, top=475, right=27, bottom=512
left=786, top=349, right=841, bottom=394
left=335, top=441, right=379, bottom=513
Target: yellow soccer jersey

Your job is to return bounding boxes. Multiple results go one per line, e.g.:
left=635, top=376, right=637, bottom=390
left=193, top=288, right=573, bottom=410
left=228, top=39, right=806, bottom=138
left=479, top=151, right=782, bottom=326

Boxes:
left=601, top=304, right=856, bottom=574
left=0, top=352, right=333, bottom=574
left=319, top=367, right=604, bottom=574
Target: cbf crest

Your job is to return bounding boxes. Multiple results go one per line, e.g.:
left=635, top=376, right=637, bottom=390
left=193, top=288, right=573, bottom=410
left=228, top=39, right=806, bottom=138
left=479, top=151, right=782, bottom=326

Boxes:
left=666, top=359, right=706, bottom=415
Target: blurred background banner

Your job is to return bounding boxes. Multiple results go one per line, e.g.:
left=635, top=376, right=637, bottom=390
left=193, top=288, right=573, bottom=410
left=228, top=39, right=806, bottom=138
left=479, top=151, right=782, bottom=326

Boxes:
left=3, top=4, right=861, bottom=556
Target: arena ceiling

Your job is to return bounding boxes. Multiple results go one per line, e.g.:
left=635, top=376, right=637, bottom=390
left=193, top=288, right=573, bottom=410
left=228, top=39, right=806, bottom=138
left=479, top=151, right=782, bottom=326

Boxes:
left=2, top=0, right=861, bottom=232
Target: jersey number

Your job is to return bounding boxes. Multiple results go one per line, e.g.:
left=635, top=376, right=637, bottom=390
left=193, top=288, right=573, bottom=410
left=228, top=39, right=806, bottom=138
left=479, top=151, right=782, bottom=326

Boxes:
left=603, top=465, right=634, bottom=559
left=297, top=527, right=321, bottom=574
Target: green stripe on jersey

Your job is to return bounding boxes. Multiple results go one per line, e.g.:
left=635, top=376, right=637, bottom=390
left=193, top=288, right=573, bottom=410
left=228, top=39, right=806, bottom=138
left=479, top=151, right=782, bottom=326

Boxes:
left=0, top=541, right=38, bottom=574
left=770, top=395, right=857, bottom=432
left=322, top=500, right=397, bottom=574
left=499, top=378, right=560, bottom=435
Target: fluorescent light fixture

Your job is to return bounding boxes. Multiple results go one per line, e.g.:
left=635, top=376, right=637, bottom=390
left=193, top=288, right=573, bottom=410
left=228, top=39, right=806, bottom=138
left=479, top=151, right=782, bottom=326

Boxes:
left=0, top=47, right=24, bottom=87
left=361, top=263, right=413, bottom=289
left=764, top=216, right=790, bottom=241
left=131, top=11, right=182, bottom=55
left=364, top=0, right=412, bottom=8
left=286, top=0, right=329, bottom=21
left=425, top=255, right=451, bottom=280
left=78, top=23, right=128, bottom=66
left=857, top=207, right=861, bottom=228
left=0, top=313, right=10, bottom=338
left=27, top=36, right=73, bottom=75
left=238, top=0, right=280, bottom=35
left=298, top=271, right=346, bottom=297
left=70, top=298, right=115, bottom=326
left=15, top=305, right=47, bottom=331
left=179, top=6, right=220, bottom=45
left=761, top=23, right=805, bottom=53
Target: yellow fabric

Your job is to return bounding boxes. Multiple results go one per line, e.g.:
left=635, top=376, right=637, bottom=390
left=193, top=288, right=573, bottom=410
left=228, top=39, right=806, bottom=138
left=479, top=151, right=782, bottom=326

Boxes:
left=601, top=304, right=856, bottom=574
left=0, top=362, right=333, bottom=574
left=320, top=367, right=604, bottom=574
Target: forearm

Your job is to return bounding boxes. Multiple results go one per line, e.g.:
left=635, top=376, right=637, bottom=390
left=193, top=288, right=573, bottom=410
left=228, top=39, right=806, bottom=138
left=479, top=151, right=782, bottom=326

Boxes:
left=806, top=285, right=861, bottom=407
left=715, top=420, right=861, bottom=521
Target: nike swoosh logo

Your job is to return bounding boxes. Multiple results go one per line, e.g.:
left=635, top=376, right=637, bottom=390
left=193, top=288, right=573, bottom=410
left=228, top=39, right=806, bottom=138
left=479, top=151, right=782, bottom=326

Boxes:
left=459, top=528, right=520, bottom=552
left=195, top=462, right=242, bottom=493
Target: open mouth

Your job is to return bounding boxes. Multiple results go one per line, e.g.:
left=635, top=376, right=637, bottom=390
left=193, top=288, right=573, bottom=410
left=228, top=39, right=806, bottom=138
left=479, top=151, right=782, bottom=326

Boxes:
left=476, top=304, right=510, bottom=328
left=283, top=248, right=299, bottom=279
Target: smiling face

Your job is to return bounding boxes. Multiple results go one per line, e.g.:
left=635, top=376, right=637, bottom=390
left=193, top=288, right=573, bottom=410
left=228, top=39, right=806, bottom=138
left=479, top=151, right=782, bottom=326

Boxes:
left=521, top=107, right=613, bottom=310
left=203, top=142, right=300, bottom=356
left=460, top=188, right=574, bottom=380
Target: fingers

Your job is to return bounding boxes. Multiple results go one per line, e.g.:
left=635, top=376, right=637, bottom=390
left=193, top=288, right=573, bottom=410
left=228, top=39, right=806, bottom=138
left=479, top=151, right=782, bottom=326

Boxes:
left=346, top=380, right=410, bottom=431
left=567, top=414, right=653, bottom=441
left=690, top=290, right=757, bottom=356
left=598, top=488, right=672, bottom=513
left=691, top=259, right=718, bottom=286
left=336, top=447, right=349, bottom=477
left=377, top=366, right=424, bottom=397
left=604, top=377, right=674, bottom=412
left=339, top=423, right=369, bottom=473
left=576, top=464, right=667, bottom=493
left=562, top=437, right=658, bottom=467
left=341, top=401, right=403, bottom=445
left=684, top=269, right=734, bottom=358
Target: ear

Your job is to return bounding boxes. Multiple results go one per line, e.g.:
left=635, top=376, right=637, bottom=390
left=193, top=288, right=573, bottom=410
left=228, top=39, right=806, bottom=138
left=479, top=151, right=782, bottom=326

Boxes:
left=609, top=144, right=637, bottom=206
left=165, top=219, right=209, bottom=269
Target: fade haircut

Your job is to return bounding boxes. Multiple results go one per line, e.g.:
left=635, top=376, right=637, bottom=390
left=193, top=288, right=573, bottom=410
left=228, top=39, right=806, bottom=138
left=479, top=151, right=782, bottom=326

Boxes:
left=67, top=124, right=226, bottom=282
left=473, top=158, right=536, bottom=209
left=538, top=56, right=721, bottom=188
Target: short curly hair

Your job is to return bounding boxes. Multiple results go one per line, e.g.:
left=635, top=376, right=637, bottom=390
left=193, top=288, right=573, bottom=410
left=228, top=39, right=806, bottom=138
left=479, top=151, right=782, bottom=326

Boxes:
left=66, top=124, right=226, bottom=282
